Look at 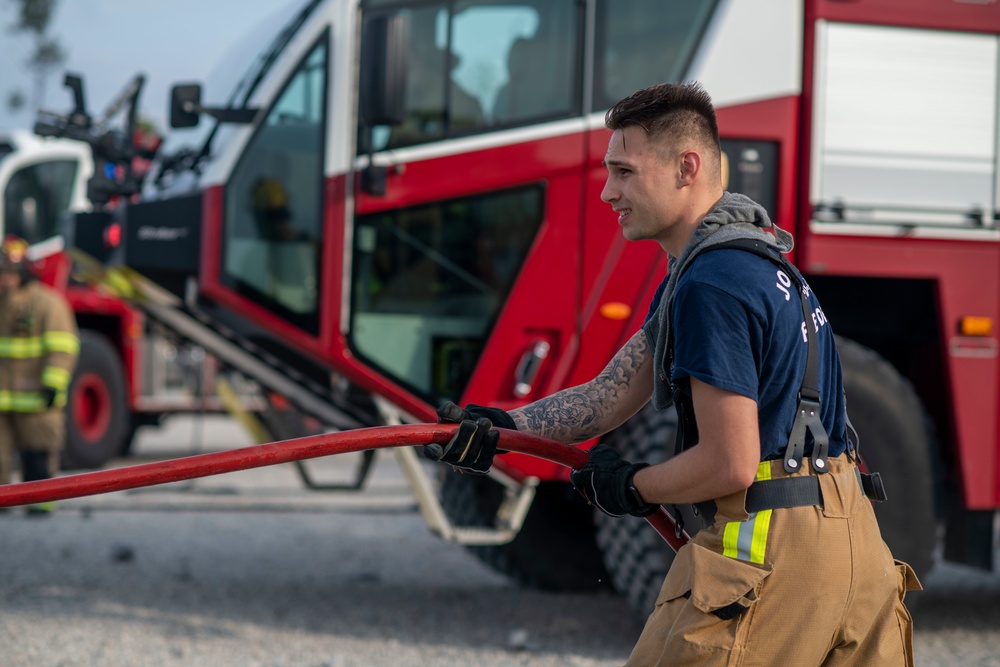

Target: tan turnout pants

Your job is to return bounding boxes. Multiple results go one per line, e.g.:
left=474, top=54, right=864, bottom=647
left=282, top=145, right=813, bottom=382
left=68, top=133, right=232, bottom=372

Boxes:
left=0, top=410, right=65, bottom=484
left=626, top=454, right=921, bottom=667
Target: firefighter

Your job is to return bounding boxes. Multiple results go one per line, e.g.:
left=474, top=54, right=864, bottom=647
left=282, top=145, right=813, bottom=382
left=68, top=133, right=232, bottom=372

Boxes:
left=0, top=236, right=79, bottom=516
left=251, top=177, right=297, bottom=242
left=427, top=82, right=920, bottom=665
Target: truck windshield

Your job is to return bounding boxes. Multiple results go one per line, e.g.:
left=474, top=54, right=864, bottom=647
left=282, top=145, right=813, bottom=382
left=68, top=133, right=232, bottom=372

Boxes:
left=153, top=0, right=321, bottom=184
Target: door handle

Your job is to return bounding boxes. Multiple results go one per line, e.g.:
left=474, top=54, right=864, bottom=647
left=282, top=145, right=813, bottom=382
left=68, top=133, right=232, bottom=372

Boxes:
left=513, top=340, right=550, bottom=398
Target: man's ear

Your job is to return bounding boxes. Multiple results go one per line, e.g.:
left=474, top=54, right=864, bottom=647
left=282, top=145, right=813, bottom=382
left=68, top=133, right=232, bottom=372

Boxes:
left=677, top=150, right=702, bottom=185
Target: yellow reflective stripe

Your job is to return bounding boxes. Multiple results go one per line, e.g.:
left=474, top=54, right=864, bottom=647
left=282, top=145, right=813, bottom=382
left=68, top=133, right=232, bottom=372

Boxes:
left=0, top=332, right=79, bottom=358
left=721, top=461, right=776, bottom=563
left=0, top=337, right=44, bottom=358
left=0, top=390, right=46, bottom=411
left=43, top=366, right=72, bottom=390
left=749, top=509, right=773, bottom=565
left=723, top=512, right=772, bottom=563
left=43, top=331, right=80, bottom=355
left=722, top=520, right=742, bottom=559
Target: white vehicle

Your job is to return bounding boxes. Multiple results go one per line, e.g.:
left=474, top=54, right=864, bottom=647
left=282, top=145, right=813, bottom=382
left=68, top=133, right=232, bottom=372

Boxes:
left=0, top=129, right=92, bottom=251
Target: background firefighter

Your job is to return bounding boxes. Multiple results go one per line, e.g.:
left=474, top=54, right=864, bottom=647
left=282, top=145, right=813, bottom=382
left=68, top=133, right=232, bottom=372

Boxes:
left=0, top=236, right=79, bottom=516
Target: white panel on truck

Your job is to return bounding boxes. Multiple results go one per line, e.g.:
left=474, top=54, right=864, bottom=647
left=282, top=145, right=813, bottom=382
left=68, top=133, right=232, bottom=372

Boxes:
left=812, top=21, right=998, bottom=225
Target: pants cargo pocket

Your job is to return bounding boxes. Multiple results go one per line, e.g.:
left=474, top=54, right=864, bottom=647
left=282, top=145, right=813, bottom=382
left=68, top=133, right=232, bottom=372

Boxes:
left=894, top=560, right=921, bottom=667
left=626, top=543, right=771, bottom=667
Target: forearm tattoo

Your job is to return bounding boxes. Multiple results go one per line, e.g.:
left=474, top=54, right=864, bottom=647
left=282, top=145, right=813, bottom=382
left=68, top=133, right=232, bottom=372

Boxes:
left=511, top=331, right=650, bottom=443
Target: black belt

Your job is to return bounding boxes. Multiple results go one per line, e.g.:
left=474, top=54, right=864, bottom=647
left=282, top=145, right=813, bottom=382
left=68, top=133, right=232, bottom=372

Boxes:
left=744, top=469, right=886, bottom=514
left=744, top=476, right=822, bottom=513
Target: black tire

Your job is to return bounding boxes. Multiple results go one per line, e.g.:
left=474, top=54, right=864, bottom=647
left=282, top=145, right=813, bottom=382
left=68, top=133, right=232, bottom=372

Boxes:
left=64, top=331, right=129, bottom=469
left=438, top=471, right=610, bottom=591
left=593, top=403, right=699, bottom=616
left=836, top=336, right=938, bottom=580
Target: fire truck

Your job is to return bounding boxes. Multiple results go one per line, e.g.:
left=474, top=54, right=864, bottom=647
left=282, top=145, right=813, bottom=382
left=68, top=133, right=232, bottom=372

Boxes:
left=1, top=84, right=225, bottom=471
left=48, top=0, right=1000, bottom=614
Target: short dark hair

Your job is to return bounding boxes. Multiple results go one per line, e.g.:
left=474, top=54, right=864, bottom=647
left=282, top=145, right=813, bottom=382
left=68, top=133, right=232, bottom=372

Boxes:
left=605, top=82, right=720, bottom=152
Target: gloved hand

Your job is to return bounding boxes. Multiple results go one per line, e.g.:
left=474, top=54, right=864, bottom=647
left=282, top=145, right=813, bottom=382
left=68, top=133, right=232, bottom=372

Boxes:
left=424, top=402, right=517, bottom=474
left=40, top=387, right=58, bottom=409
left=570, top=444, right=659, bottom=518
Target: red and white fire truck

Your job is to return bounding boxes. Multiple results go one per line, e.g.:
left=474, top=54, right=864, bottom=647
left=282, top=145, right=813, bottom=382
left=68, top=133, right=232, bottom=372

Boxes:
left=46, top=0, right=1000, bottom=613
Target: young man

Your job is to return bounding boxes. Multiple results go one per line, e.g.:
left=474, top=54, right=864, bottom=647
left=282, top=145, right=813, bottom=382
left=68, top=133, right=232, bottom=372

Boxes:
left=0, top=236, right=79, bottom=516
left=427, top=82, right=919, bottom=665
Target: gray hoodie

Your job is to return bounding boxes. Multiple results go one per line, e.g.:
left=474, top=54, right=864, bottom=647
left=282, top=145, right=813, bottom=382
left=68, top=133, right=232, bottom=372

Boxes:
left=642, top=191, right=795, bottom=410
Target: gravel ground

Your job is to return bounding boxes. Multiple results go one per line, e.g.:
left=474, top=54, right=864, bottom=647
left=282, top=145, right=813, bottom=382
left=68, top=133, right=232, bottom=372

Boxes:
left=1, top=510, right=642, bottom=667
left=0, top=416, right=998, bottom=667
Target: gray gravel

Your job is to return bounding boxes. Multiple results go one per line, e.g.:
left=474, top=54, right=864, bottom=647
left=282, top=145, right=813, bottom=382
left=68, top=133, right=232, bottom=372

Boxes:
left=1, top=416, right=998, bottom=666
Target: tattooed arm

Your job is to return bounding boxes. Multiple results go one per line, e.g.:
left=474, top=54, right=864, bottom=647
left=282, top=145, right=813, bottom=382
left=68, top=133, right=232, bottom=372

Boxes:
left=508, top=329, right=654, bottom=444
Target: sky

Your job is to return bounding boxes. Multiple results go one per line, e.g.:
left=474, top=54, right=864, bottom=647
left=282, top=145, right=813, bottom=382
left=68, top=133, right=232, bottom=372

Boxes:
left=0, top=0, right=297, bottom=133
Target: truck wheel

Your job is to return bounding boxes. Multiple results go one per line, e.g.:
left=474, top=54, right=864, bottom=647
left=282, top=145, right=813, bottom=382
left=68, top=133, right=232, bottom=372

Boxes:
left=836, top=336, right=938, bottom=580
left=64, top=331, right=129, bottom=469
left=438, top=472, right=610, bottom=590
left=593, top=403, right=697, bottom=616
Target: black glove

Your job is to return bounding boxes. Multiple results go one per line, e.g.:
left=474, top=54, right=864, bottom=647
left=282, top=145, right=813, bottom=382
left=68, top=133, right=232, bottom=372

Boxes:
left=40, top=387, right=58, bottom=409
left=570, top=444, right=659, bottom=518
left=424, top=402, right=516, bottom=473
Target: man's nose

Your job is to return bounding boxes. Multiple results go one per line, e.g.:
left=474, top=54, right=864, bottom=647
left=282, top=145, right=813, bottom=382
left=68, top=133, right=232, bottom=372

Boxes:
left=600, top=178, right=617, bottom=204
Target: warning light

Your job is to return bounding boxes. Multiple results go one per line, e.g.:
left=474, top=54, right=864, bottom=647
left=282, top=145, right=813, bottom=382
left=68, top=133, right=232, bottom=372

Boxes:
left=959, top=316, right=993, bottom=337
left=599, top=302, right=632, bottom=321
left=103, top=223, right=122, bottom=248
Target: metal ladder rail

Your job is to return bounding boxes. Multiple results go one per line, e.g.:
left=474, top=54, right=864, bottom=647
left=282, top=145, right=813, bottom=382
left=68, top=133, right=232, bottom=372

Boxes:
left=85, top=261, right=366, bottom=432
left=139, top=298, right=364, bottom=432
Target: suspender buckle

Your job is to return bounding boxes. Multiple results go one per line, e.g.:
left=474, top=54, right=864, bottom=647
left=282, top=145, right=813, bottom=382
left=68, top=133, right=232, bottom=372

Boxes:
left=784, top=396, right=830, bottom=474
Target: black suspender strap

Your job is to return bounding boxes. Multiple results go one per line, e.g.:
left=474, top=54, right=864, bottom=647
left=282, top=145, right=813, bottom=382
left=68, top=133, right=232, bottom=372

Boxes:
left=688, top=239, right=831, bottom=475
left=786, top=252, right=829, bottom=474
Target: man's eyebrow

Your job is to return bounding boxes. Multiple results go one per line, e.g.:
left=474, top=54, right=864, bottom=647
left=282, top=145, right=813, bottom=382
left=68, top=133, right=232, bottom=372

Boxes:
left=602, top=158, right=632, bottom=168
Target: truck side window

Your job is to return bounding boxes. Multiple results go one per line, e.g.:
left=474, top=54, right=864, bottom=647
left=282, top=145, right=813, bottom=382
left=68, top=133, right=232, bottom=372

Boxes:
left=350, top=185, right=544, bottom=402
left=363, top=0, right=580, bottom=151
left=3, top=160, right=78, bottom=243
left=592, top=0, right=719, bottom=111
left=222, top=35, right=328, bottom=334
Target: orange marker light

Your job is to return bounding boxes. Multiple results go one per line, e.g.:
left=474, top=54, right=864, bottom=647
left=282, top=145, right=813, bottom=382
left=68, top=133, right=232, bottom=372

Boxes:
left=959, top=316, right=993, bottom=337
left=599, top=302, right=632, bottom=321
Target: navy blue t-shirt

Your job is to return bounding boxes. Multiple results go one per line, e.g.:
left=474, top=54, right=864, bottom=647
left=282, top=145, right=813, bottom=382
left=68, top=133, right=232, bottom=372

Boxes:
left=646, top=249, right=847, bottom=460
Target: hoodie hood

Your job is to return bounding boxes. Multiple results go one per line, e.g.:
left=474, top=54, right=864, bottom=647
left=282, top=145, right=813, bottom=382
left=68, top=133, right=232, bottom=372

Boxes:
left=643, top=191, right=794, bottom=410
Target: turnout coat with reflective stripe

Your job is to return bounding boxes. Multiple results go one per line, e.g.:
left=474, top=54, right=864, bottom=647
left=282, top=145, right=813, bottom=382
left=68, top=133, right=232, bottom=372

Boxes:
left=0, top=281, right=79, bottom=412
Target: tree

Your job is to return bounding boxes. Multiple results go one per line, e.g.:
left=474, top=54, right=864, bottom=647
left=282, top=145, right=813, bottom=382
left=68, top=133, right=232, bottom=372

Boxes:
left=7, top=0, right=65, bottom=113
left=6, top=90, right=27, bottom=113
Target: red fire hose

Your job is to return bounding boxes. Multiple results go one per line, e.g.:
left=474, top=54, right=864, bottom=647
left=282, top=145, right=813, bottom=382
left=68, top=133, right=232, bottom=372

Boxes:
left=0, top=424, right=689, bottom=552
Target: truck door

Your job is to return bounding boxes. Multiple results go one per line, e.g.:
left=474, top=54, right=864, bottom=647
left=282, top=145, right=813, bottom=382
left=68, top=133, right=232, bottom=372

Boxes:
left=348, top=0, right=585, bottom=413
